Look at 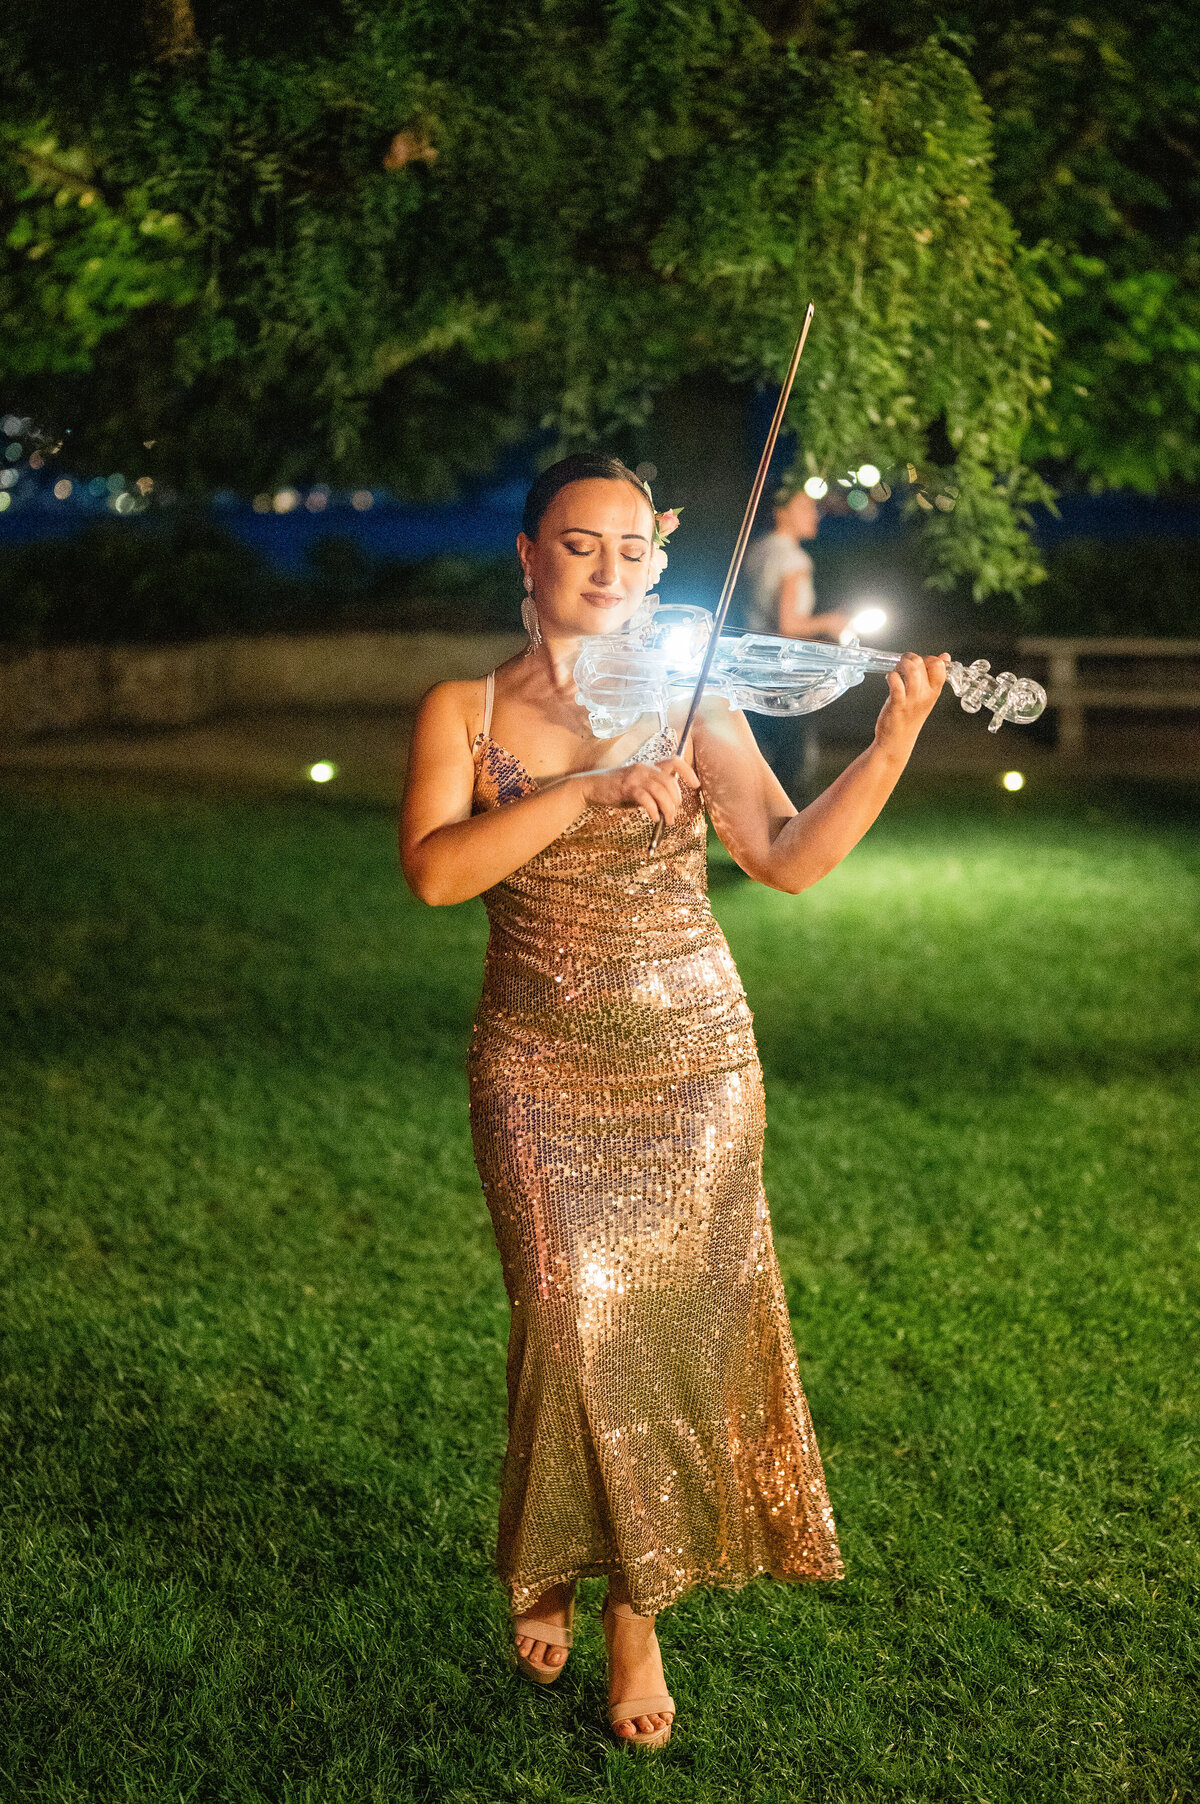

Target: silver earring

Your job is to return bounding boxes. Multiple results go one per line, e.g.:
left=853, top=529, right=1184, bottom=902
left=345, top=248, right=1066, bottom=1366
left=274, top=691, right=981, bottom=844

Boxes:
left=521, top=574, right=542, bottom=649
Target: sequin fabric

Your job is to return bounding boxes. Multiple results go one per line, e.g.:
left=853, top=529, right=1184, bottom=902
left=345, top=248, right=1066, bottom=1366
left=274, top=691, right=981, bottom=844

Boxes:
left=468, top=722, right=844, bottom=1616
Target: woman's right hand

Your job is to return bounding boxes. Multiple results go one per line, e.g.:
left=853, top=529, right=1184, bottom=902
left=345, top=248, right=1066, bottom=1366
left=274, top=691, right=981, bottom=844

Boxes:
left=580, top=756, right=700, bottom=825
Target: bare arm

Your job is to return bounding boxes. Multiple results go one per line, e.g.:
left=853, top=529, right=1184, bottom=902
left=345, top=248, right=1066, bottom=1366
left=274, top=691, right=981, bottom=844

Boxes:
left=777, top=569, right=850, bottom=642
left=695, top=653, right=951, bottom=894
left=399, top=682, right=700, bottom=906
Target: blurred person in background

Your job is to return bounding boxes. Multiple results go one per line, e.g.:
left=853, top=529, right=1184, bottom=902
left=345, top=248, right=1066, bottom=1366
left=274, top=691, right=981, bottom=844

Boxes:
left=740, top=487, right=850, bottom=801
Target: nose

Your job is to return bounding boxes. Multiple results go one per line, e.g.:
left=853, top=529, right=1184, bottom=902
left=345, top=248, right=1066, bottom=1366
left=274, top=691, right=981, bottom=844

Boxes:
left=592, top=543, right=617, bottom=585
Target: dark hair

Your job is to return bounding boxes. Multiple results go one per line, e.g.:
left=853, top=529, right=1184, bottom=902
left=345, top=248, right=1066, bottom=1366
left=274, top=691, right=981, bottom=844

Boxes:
left=521, top=453, right=653, bottom=539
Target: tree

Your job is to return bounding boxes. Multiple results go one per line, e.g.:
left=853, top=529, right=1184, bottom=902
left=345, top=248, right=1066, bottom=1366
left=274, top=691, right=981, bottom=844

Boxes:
left=1, top=0, right=1057, bottom=596
left=816, top=0, right=1200, bottom=492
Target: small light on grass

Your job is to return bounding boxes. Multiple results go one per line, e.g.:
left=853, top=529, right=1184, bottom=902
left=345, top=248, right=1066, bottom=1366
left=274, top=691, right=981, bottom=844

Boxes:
left=309, top=761, right=337, bottom=784
left=1001, top=770, right=1025, bottom=792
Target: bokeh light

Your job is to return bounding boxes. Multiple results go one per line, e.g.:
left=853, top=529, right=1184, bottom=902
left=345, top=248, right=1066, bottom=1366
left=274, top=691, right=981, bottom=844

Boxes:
left=308, top=761, right=337, bottom=784
left=850, top=605, right=887, bottom=636
left=106, top=474, right=124, bottom=494
left=846, top=488, right=869, bottom=511
left=0, top=470, right=16, bottom=490
left=803, top=476, right=828, bottom=499
left=351, top=490, right=373, bottom=510
left=273, top=489, right=299, bottom=514
left=305, top=488, right=329, bottom=512
left=1001, top=770, right=1026, bottom=792
left=0, top=492, right=10, bottom=513
left=856, top=463, right=881, bottom=487
left=252, top=494, right=272, bottom=513
left=53, top=478, right=73, bottom=500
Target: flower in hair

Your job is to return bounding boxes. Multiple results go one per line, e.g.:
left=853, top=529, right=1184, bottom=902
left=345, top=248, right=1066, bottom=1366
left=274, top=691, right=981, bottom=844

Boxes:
left=653, top=507, right=681, bottom=548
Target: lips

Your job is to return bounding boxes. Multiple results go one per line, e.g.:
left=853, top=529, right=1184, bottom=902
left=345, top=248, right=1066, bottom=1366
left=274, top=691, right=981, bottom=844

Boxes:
left=582, top=591, right=625, bottom=606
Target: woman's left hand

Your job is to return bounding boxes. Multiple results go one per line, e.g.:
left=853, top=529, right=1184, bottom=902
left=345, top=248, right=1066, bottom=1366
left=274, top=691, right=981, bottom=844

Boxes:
left=873, top=652, right=951, bottom=755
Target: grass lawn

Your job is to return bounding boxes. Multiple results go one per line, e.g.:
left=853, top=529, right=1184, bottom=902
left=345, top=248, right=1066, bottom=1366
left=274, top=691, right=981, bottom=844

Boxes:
left=1, top=777, right=1197, bottom=1803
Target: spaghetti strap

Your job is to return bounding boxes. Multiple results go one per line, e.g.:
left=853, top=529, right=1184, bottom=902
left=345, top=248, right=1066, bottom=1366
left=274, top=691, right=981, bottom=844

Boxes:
left=483, top=669, right=495, bottom=740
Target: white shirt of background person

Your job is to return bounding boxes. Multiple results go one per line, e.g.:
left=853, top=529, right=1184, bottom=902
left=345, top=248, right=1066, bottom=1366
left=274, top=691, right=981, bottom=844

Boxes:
left=740, top=490, right=849, bottom=642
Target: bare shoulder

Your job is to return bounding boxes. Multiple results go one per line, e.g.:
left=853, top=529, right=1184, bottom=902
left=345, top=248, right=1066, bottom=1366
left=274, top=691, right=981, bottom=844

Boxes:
left=414, top=676, right=487, bottom=750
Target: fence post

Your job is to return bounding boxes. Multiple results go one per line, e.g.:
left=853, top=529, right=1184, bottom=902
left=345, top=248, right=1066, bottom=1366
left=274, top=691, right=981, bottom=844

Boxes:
left=1049, top=649, right=1084, bottom=754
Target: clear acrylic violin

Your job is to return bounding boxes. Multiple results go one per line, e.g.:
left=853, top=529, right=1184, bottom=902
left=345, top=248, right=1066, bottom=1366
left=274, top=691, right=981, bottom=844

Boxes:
left=574, top=603, right=1047, bottom=738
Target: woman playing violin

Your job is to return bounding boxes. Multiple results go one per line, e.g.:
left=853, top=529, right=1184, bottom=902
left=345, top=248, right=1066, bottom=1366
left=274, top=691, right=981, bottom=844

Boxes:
left=399, top=453, right=949, bottom=1752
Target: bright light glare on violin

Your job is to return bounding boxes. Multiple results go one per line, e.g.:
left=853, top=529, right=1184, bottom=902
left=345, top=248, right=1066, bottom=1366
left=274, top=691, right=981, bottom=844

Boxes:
left=803, top=476, right=828, bottom=499
left=663, top=625, right=697, bottom=662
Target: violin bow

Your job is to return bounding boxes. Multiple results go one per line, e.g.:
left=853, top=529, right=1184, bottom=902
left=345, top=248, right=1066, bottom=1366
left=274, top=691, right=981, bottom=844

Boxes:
left=648, top=300, right=816, bottom=852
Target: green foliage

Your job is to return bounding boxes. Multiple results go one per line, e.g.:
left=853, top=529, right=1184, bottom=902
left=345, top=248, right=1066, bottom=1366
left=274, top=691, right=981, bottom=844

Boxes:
left=813, top=0, right=1200, bottom=493
left=0, top=126, right=199, bottom=376
left=1, top=5, right=1054, bottom=598
left=1, top=786, right=1197, bottom=1797
left=970, top=3, right=1200, bottom=493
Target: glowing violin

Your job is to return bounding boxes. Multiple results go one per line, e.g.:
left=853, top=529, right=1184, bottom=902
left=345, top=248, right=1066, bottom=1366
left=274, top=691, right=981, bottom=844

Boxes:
left=574, top=603, right=1047, bottom=738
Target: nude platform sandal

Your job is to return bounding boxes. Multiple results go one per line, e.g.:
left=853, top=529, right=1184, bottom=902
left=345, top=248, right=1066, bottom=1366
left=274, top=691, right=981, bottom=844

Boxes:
left=512, top=1588, right=576, bottom=1685
left=602, top=1596, right=676, bottom=1751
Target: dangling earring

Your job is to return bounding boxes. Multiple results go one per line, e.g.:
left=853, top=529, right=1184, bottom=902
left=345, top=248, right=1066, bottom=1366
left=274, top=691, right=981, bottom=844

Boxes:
left=520, top=573, right=542, bottom=651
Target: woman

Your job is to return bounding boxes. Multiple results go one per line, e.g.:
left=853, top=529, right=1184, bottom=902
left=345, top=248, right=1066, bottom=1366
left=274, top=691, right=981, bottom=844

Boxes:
left=400, top=453, right=949, bottom=1751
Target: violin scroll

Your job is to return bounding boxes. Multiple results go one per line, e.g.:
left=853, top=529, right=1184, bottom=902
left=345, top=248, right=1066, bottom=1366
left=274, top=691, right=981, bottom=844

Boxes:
left=945, top=659, right=1047, bottom=732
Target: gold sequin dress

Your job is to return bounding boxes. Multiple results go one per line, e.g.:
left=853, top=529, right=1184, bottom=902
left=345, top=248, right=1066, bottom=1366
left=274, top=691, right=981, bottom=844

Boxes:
left=468, top=680, right=844, bottom=1616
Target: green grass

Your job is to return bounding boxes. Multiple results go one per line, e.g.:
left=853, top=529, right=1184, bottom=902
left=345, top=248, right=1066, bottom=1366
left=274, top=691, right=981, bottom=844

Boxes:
left=1, top=778, right=1197, bottom=1803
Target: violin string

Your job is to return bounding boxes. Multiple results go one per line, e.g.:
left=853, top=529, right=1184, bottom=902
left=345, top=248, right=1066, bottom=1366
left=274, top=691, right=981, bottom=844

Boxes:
left=647, top=301, right=816, bottom=852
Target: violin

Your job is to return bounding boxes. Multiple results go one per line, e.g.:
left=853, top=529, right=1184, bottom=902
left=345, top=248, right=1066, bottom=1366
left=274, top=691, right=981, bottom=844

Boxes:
left=580, top=303, right=1046, bottom=849
left=574, top=603, right=1047, bottom=738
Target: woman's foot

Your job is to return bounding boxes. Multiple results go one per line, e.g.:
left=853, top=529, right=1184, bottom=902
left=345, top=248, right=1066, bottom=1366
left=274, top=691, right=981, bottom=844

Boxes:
left=513, top=1582, right=575, bottom=1681
left=603, top=1590, right=675, bottom=1745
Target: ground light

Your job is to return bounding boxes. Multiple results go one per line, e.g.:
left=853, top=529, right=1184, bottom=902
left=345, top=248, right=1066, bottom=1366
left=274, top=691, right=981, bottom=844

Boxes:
left=1001, top=770, right=1025, bottom=791
left=308, top=761, right=337, bottom=784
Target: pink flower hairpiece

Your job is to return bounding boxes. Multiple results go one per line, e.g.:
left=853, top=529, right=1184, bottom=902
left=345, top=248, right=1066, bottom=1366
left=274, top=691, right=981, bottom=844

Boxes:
left=653, top=507, right=681, bottom=549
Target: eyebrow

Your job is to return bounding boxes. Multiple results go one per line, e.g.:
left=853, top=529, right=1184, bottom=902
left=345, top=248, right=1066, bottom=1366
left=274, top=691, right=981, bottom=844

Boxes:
left=560, top=527, right=650, bottom=543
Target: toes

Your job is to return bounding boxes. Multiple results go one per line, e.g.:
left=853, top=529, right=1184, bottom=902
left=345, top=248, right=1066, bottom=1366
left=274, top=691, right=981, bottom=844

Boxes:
left=546, top=1645, right=566, bottom=1666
